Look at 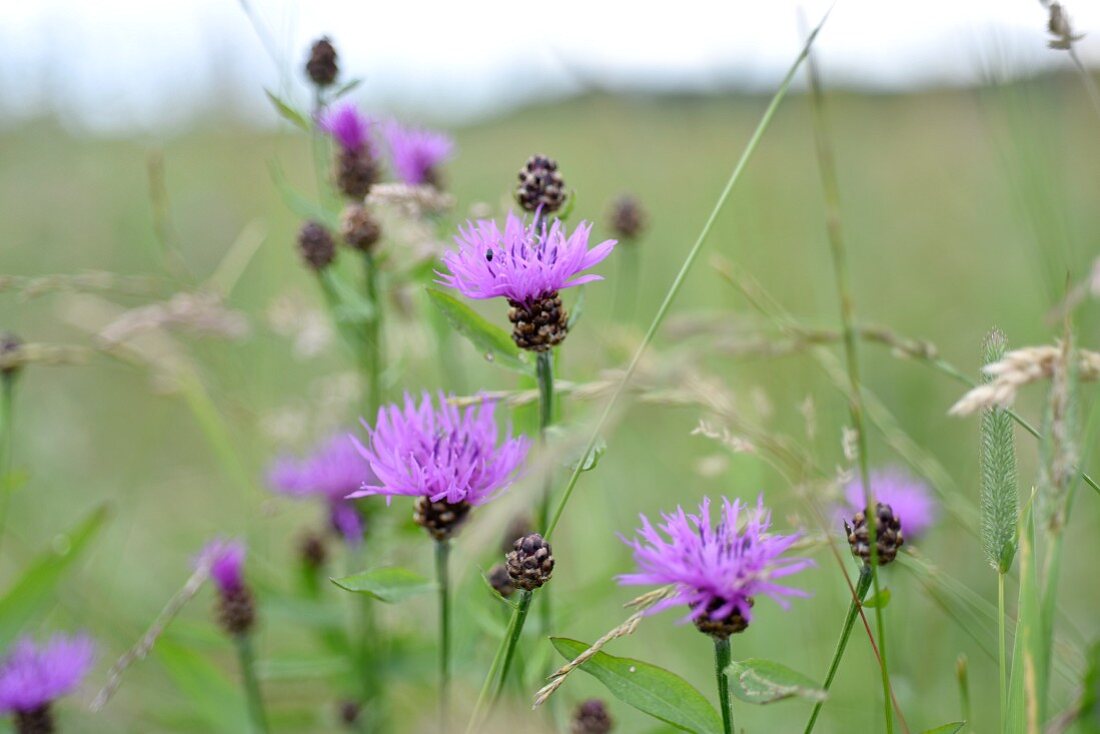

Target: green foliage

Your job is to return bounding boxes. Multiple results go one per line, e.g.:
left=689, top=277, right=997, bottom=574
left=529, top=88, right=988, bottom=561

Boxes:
left=264, top=90, right=311, bottom=132
left=331, top=567, right=435, bottom=603
left=725, top=658, right=826, bottom=705
left=862, top=588, right=891, bottom=609
left=425, top=288, right=533, bottom=374
left=154, top=634, right=249, bottom=734
left=1007, top=497, right=1043, bottom=734
left=551, top=637, right=723, bottom=734
left=979, top=328, right=1018, bottom=574
left=1076, top=642, right=1100, bottom=734
left=0, top=504, right=109, bottom=648
left=921, top=724, right=966, bottom=734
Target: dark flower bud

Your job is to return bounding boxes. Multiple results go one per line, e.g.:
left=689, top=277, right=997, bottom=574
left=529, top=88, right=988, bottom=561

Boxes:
left=298, top=531, right=328, bottom=570
left=692, top=597, right=753, bottom=640
left=341, top=204, right=382, bottom=252
left=338, top=700, right=361, bottom=728
left=571, top=698, right=614, bottom=734
left=508, top=293, right=568, bottom=352
left=297, top=221, right=337, bottom=271
left=846, top=502, right=904, bottom=566
left=608, top=194, right=646, bottom=241
left=0, top=333, right=23, bottom=378
left=516, top=154, right=567, bottom=214
left=414, top=497, right=471, bottom=541
left=506, top=533, right=555, bottom=591
left=335, top=147, right=380, bottom=200
left=216, top=585, right=257, bottom=637
left=305, top=36, right=339, bottom=87
left=14, top=705, right=53, bottom=734
left=487, top=563, right=515, bottom=598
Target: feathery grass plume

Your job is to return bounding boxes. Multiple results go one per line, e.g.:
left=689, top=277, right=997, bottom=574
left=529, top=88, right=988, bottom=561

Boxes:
left=979, top=328, right=1018, bottom=574
left=1038, top=336, right=1078, bottom=533
left=948, top=345, right=1100, bottom=415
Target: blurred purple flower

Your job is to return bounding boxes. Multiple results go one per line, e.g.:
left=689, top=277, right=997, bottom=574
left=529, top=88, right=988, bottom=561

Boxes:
left=438, top=212, right=616, bottom=306
left=318, top=102, right=374, bottom=153
left=268, top=432, right=371, bottom=545
left=841, top=467, right=936, bottom=539
left=198, top=538, right=246, bottom=595
left=349, top=392, right=529, bottom=506
left=383, top=120, right=454, bottom=186
left=0, top=634, right=95, bottom=713
left=618, top=496, right=814, bottom=626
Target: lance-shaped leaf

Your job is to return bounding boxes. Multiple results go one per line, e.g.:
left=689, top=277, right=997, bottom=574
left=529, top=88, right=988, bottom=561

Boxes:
left=726, top=658, right=826, bottom=704
left=922, top=724, right=966, bottom=734
left=551, top=637, right=722, bottom=734
left=426, top=288, right=532, bottom=374
left=331, top=567, right=435, bottom=603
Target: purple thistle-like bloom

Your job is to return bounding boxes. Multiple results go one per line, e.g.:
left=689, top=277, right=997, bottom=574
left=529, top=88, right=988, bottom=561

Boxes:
left=382, top=120, right=454, bottom=186
left=268, top=433, right=370, bottom=545
left=0, top=634, right=95, bottom=713
left=349, top=392, right=530, bottom=506
left=618, top=496, right=814, bottom=626
left=198, top=538, right=246, bottom=595
left=438, top=212, right=616, bottom=306
left=318, top=102, right=374, bottom=153
left=842, top=467, right=936, bottom=539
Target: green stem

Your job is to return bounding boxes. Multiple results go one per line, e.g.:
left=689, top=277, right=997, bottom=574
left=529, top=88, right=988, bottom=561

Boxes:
left=364, top=252, right=384, bottom=419
left=494, top=591, right=533, bottom=704
left=541, top=12, right=830, bottom=540
left=466, top=591, right=532, bottom=733
left=435, top=540, right=451, bottom=729
left=234, top=634, right=270, bottom=734
left=804, top=565, right=874, bottom=734
left=0, top=377, right=13, bottom=552
left=806, top=40, right=894, bottom=734
left=998, top=571, right=1007, bottom=731
left=534, top=350, right=555, bottom=696
left=714, top=637, right=733, bottom=734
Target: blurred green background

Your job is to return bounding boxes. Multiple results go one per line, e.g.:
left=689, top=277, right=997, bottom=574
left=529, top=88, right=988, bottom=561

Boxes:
left=1, top=73, right=1099, bottom=733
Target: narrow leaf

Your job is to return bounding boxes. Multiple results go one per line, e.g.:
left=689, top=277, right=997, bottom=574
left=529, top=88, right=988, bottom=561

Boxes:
left=425, top=288, right=532, bottom=374
left=1076, top=642, right=1100, bottom=734
left=331, top=567, right=435, bottom=603
left=922, top=724, right=966, bottom=734
left=331, top=78, right=363, bottom=99
left=268, top=160, right=339, bottom=230
left=726, top=658, right=826, bottom=704
left=1007, top=494, right=1042, bottom=734
left=154, top=635, right=248, bottom=734
left=552, top=637, right=722, bottom=734
left=0, top=504, right=110, bottom=647
left=264, top=89, right=312, bottom=131
left=862, top=588, right=891, bottom=609
left=979, top=328, right=1018, bottom=573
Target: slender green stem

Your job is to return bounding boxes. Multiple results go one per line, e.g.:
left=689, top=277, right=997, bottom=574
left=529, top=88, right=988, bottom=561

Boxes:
left=234, top=634, right=270, bottom=734
left=804, top=565, right=874, bottom=734
left=493, top=591, right=533, bottom=704
left=805, top=39, right=894, bottom=734
left=534, top=350, right=555, bottom=695
left=714, top=637, right=733, bottom=734
left=364, top=252, right=384, bottom=418
left=435, top=540, right=451, bottom=729
left=957, top=654, right=970, bottom=725
left=0, top=377, right=13, bottom=551
left=998, top=571, right=1007, bottom=731
left=466, top=591, right=532, bottom=733
left=542, top=12, right=830, bottom=540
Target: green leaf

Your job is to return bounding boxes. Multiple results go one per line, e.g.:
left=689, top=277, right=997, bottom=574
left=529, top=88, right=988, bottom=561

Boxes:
left=726, top=658, right=826, bottom=704
left=862, top=588, right=891, bottom=609
left=425, top=288, right=532, bottom=374
left=331, top=567, right=435, bottom=603
left=154, top=635, right=248, bottom=734
left=546, top=426, right=606, bottom=472
left=264, top=89, right=312, bottom=131
left=557, top=190, right=577, bottom=222
left=1007, top=494, right=1042, bottom=734
left=268, top=160, right=339, bottom=230
left=551, top=637, right=722, bottom=734
left=1077, top=642, right=1100, bottom=733
left=331, top=78, right=363, bottom=99
left=922, top=724, right=966, bottom=734
left=567, top=285, right=586, bottom=330
left=0, top=504, right=109, bottom=647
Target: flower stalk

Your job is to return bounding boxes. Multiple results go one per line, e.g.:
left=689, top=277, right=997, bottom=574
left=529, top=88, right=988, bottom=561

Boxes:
left=234, top=634, right=270, bottom=734
left=714, top=637, right=733, bottom=734
left=435, top=539, right=452, bottom=727
left=364, top=251, right=384, bottom=418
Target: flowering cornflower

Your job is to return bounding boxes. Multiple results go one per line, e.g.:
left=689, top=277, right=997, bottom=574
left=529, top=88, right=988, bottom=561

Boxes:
left=439, top=212, right=615, bottom=307
left=382, top=121, right=454, bottom=186
left=0, top=634, right=95, bottom=723
left=349, top=392, right=529, bottom=507
left=268, top=433, right=370, bottom=545
left=618, top=496, right=813, bottom=635
left=318, top=102, right=374, bottom=153
left=841, top=467, right=936, bottom=540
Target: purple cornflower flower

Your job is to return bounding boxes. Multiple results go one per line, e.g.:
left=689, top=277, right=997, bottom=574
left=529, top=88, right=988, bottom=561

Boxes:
left=268, top=433, right=370, bottom=545
left=349, top=392, right=529, bottom=506
left=842, top=467, right=936, bottom=539
left=382, top=120, right=454, bottom=186
left=438, top=212, right=616, bottom=307
left=618, top=497, right=813, bottom=631
left=198, top=538, right=246, bottom=595
left=0, top=634, right=95, bottom=716
left=318, top=102, right=374, bottom=153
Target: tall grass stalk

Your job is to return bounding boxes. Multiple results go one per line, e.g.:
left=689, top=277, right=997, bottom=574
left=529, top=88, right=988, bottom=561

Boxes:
left=234, top=634, right=270, bottom=734
left=364, top=252, right=384, bottom=418
left=804, top=36, right=894, bottom=734
left=714, top=637, right=734, bottom=734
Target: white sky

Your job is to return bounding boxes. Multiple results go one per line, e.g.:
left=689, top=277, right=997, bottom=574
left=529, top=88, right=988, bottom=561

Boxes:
left=0, top=0, right=1097, bottom=133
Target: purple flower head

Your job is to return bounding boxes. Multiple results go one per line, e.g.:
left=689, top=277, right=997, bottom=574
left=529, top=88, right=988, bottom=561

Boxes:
left=618, top=496, right=814, bottom=626
left=318, top=102, right=374, bottom=153
left=267, top=432, right=371, bottom=546
left=841, top=467, right=936, bottom=540
left=0, top=634, right=95, bottom=713
left=197, top=538, right=246, bottom=595
left=349, top=392, right=530, bottom=506
left=383, top=120, right=454, bottom=186
left=438, top=212, right=616, bottom=306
